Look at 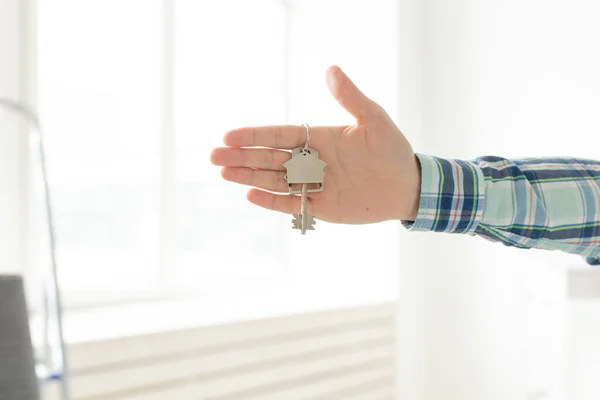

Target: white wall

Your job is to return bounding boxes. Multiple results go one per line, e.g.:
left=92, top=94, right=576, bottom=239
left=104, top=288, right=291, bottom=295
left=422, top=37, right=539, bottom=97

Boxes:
left=567, top=302, right=600, bottom=400
left=0, top=0, right=31, bottom=275
left=395, top=0, right=600, bottom=398
left=397, top=2, right=535, bottom=397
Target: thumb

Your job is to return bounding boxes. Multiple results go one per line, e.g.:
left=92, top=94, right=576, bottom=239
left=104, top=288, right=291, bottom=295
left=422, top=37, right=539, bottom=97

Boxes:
left=325, top=65, right=382, bottom=121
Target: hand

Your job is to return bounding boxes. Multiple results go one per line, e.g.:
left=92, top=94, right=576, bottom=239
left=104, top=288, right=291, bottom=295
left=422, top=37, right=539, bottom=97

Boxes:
left=210, top=65, right=421, bottom=224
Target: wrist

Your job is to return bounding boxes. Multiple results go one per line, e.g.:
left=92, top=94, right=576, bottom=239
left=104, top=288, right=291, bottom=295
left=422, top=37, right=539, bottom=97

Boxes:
left=399, top=155, right=421, bottom=222
left=403, top=154, right=421, bottom=221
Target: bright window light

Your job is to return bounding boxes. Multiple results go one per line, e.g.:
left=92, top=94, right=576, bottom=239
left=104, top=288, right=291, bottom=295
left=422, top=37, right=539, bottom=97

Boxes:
left=37, top=0, right=163, bottom=296
left=37, top=0, right=400, bottom=306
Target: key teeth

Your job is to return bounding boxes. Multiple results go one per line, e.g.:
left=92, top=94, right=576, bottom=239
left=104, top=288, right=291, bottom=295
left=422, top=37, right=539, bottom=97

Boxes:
left=292, top=214, right=316, bottom=230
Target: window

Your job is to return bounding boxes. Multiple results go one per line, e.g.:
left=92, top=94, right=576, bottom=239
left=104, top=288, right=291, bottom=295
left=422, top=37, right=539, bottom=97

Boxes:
left=38, top=0, right=164, bottom=303
left=172, top=0, right=287, bottom=292
left=37, top=0, right=400, bottom=308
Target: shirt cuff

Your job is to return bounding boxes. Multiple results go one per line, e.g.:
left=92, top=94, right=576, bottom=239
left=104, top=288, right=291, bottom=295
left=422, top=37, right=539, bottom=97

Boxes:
left=587, top=257, right=600, bottom=266
left=402, top=154, right=486, bottom=235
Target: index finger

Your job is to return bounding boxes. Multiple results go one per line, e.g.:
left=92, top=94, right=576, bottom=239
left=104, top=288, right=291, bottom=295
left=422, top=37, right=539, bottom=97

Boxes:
left=223, top=125, right=306, bottom=149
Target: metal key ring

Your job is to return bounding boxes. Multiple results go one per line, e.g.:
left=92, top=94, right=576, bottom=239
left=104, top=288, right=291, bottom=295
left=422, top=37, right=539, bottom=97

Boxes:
left=301, top=122, right=310, bottom=150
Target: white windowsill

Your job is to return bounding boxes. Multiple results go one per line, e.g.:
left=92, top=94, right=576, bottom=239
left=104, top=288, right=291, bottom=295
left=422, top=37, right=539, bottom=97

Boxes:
left=31, top=286, right=396, bottom=346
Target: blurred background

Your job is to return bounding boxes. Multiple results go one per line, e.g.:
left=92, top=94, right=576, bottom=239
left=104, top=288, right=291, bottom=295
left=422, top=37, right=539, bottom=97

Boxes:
left=1, top=0, right=600, bottom=399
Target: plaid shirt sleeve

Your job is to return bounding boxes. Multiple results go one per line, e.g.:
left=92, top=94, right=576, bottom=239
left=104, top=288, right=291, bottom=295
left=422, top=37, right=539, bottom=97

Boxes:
left=403, top=153, right=600, bottom=265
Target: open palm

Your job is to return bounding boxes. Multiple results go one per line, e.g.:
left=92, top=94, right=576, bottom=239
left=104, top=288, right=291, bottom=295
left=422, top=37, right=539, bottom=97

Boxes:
left=210, top=66, right=421, bottom=224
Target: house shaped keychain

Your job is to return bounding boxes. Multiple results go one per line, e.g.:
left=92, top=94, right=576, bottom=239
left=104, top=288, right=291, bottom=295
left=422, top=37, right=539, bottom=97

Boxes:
left=283, top=148, right=327, bottom=194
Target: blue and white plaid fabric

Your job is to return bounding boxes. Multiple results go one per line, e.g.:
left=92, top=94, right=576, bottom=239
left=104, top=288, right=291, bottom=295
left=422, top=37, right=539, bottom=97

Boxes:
left=404, top=154, right=600, bottom=265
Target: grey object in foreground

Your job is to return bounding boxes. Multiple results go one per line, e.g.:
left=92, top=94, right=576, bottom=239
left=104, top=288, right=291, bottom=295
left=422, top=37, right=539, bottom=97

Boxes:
left=0, top=275, right=40, bottom=400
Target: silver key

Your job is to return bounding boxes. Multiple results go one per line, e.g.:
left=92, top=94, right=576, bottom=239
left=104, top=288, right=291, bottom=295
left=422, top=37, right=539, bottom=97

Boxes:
left=283, top=146, right=326, bottom=234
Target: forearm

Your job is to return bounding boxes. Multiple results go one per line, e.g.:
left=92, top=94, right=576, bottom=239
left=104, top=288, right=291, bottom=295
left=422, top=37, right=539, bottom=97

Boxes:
left=404, top=154, right=600, bottom=265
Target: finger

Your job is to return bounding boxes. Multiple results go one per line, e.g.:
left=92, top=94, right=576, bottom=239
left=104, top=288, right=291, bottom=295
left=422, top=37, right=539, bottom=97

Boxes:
left=325, top=65, right=383, bottom=121
left=210, top=147, right=291, bottom=171
left=247, top=188, right=314, bottom=215
left=223, top=125, right=306, bottom=149
left=221, top=167, right=288, bottom=193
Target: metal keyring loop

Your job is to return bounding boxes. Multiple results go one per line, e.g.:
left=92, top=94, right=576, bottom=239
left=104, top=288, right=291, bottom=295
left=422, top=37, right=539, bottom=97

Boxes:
left=301, top=122, right=310, bottom=150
